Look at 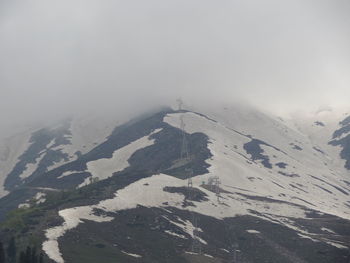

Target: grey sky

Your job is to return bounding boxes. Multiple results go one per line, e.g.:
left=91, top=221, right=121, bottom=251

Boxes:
left=1, top=0, right=350, bottom=131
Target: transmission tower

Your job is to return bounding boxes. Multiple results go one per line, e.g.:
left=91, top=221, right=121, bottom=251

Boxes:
left=178, top=104, right=201, bottom=254
left=180, top=116, right=189, bottom=161
left=231, top=242, right=239, bottom=263
left=208, top=176, right=222, bottom=203
left=213, top=176, right=221, bottom=203
left=176, top=98, right=184, bottom=111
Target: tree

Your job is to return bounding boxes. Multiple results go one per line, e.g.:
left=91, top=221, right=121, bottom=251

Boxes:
left=0, top=242, right=5, bottom=263
left=25, top=246, right=31, bottom=263
left=19, top=251, right=26, bottom=263
left=7, top=237, right=16, bottom=263
left=30, top=247, right=37, bottom=263
left=39, top=252, right=44, bottom=263
left=17, top=246, right=40, bottom=263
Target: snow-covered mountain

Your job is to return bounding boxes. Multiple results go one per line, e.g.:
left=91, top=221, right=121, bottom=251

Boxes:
left=0, top=105, right=349, bottom=263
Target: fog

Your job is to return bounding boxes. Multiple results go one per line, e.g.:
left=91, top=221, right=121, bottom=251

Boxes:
left=1, top=0, right=350, bottom=133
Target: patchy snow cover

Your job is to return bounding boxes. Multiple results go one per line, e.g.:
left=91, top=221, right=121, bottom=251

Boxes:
left=164, top=230, right=187, bottom=239
left=42, top=114, right=136, bottom=172
left=77, top=128, right=162, bottom=188
left=42, top=174, right=182, bottom=262
left=0, top=130, right=33, bottom=197
left=46, top=114, right=135, bottom=172
left=43, top=207, right=113, bottom=263
left=17, top=191, right=47, bottom=208
left=19, top=153, right=45, bottom=179
left=162, top=215, right=207, bottom=244
left=41, top=107, right=350, bottom=262
left=85, top=129, right=162, bottom=182
left=164, top=112, right=350, bottom=220
left=42, top=172, right=310, bottom=262
left=34, top=192, right=46, bottom=204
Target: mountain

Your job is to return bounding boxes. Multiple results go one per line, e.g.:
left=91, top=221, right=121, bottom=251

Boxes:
left=0, top=105, right=349, bottom=263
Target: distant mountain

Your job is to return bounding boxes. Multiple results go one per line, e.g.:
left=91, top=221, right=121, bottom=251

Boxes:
left=0, top=105, right=349, bottom=263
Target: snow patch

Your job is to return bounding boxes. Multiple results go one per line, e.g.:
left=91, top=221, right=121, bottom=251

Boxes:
left=18, top=203, right=30, bottom=208
left=121, top=251, right=142, bottom=258
left=246, top=229, right=260, bottom=234
left=57, top=170, right=81, bottom=179
left=164, top=230, right=187, bottom=239
left=42, top=207, right=113, bottom=263
left=34, top=192, right=46, bottom=204
left=321, top=227, right=336, bottom=234
left=0, top=130, right=32, bottom=197
left=83, top=128, right=162, bottom=185
left=325, top=241, right=348, bottom=249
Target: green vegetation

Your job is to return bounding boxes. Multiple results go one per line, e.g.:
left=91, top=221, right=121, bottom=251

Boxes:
left=1, top=207, right=43, bottom=233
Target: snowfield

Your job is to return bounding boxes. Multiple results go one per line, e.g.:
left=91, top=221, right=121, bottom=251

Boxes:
left=164, top=112, right=350, bottom=220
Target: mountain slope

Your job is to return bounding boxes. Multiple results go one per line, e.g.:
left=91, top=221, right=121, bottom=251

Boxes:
left=0, top=105, right=349, bottom=263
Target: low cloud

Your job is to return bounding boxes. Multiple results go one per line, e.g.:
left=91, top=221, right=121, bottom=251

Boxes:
left=1, top=0, right=349, bottom=132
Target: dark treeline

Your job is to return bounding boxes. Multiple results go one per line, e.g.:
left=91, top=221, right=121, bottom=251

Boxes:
left=0, top=239, right=44, bottom=263
left=0, top=241, right=5, bottom=263
left=19, top=247, right=43, bottom=263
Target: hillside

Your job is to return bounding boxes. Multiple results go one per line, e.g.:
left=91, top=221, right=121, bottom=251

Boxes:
left=0, top=105, right=349, bottom=263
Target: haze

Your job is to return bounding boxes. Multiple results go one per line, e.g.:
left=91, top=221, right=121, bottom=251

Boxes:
left=1, top=0, right=350, bottom=134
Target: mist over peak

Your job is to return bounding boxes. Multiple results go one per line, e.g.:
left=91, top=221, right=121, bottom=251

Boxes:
left=1, top=0, right=349, bottom=134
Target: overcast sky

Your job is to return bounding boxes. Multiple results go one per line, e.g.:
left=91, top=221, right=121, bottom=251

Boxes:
left=1, top=0, right=350, bottom=131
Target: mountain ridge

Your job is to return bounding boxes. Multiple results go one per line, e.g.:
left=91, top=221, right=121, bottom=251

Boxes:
left=0, top=104, right=349, bottom=263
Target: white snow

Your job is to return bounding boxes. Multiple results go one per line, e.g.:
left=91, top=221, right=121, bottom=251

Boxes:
left=18, top=203, right=30, bottom=208
left=321, top=227, right=336, bottom=234
left=46, top=139, right=56, bottom=149
left=162, top=215, right=207, bottom=244
left=42, top=207, right=113, bottom=263
left=164, top=230, right=187, bottom=239
left=0, top=130, right=33, bottom=197
left=164, top=112, right=350, bottom=220
left=325, top=241, right=348, bottom=249
left=41, top=106, right=350, bottom=262
left=34, top=192, right=46, bottom=204
left=77, top=176, right=93, bottom=188
left=246, top=229, right=260, bottom=234
left=45, top=114, right=133, bottom=172
left=17, top=192, right=46, bottom=208
left=121, top=251, right=142, bottom=258
left=85, top=129, right=162, bottom=183
left=57, top=170, right=81, bottom=179
left=185, top=251, right=198, bottom=255
left=19, top=153, right=45, bottom=179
